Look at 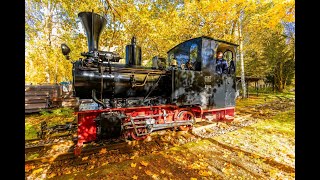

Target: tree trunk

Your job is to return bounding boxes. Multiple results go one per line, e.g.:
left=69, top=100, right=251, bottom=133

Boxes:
left=279, top=62, right=283, bottom=92
left=238, top=17, right=246, bottom=98
left=43, top=1, right=56, bottom=83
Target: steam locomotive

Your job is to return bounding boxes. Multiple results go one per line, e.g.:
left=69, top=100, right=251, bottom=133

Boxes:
left=61, top=12, right=238, bottom=155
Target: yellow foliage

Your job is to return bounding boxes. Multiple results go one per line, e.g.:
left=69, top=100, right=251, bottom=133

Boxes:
left=26, top=0, right=294, bottom=83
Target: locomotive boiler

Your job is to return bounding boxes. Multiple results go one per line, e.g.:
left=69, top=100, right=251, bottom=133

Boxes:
left=61, top=11, right=238, bottom=155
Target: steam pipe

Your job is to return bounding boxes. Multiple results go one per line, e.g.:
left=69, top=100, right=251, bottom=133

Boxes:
left=92, top=89, right=107, bottom=108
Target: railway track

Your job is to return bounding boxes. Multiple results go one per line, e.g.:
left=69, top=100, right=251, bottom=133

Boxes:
left=25, top=134, right=75, bottom=147
left=25, top=133, right=77, bottom=161
left=25, top=140, right=76, bottom=158
left=25, top=140, right=129, bottom=165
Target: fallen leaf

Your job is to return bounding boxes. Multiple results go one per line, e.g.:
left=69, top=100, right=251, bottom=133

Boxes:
left=190, top=178, right=197, bottom=180
left=198, top=170, right=212, bottom=176
left=152, top=174, right=159, bottom=179
left=152, top=151, right=158, bottom=154
left=132, top=175, right=138, bottom=179
left=253, top=154, right=260, bottom=159
left=102, top=161, right=109, bottom=166
left=287, top=154, right=294, bottom=158
left=131, top=163, right=137, bottom=168
left=99, top=148, right=107, bottom=154
left=139, top=166, right=142, bottom=169
left=48, top=157, right=56, bottom=162
left=189, top=162, right=201, bottom=170
left=222, top=168, right=229, bottom=175
left=32, top=168, right=43, bottom=174
left=237, top=152, right=244, bottom=158
left=48, top=173, right=56, bottom=178
left=225, top=162, right=232, bottom=168
left=25, top=165, right=35, bottom=172
left=140, top=161, right=149, bottom=167
left=82, top=156, right=88, bottom=161
left=145, top=170, right=152, bottom=175
left=161, top=169, right=165, bottom=174
left=269, top=169, right=278, bottom=178
left=130, top=155, right=136, bottom=160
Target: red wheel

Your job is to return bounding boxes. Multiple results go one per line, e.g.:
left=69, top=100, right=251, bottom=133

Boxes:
left=177, top=111, right=194, bottom=131
left=130, top=128, right=149, bottom=141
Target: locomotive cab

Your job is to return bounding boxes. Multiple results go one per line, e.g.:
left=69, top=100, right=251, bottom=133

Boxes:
left=167, top=36, right=238, bottom=109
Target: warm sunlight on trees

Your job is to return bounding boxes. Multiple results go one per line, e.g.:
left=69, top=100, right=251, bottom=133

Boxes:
left=25, top=0, right=295, bottom=92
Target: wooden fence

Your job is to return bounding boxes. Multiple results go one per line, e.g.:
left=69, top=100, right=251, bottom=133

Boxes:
left=25, top=84, right=78, bottom=113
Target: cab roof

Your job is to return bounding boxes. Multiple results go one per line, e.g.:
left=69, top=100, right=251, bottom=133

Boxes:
left=167, top=36, right=239, bottom=53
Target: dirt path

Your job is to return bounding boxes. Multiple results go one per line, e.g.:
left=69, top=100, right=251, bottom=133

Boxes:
left=26, top=95, right=295, bottom=179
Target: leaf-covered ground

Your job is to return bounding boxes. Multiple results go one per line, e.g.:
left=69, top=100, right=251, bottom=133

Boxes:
left=25, top=94, right=295, bottom=179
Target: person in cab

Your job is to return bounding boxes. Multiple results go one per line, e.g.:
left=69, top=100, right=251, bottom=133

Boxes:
left=215, top=51, right=228, bottom=74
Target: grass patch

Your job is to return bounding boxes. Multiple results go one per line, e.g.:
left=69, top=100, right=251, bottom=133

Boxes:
left=246, top=85, right=295, bottom=96
left=39, top=107, right=74, bottom=117
left=236, top=94, right=273, bottom=109
left=25, top=107, right=76, bottom=140
left=236, top=92, right=294, bottom=111
left=255, top=109, right=295, bottom=136
left=25, top=123, right=40, bottom=140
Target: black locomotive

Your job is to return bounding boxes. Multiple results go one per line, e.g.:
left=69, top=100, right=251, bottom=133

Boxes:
left=61, top=12, right=238, bottom=155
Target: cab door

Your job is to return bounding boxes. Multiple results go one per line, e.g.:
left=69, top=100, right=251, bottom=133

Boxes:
left=223, top=50, right=236, bottom=107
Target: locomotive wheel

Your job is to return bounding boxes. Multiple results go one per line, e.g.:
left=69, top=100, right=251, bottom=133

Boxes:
left=177, top=111, right=194, bottom=131
left=130, top=128, right=149, bottom=141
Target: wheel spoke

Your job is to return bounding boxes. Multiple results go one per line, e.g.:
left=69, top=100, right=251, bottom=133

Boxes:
left=178, top=111, right=194, bottom=131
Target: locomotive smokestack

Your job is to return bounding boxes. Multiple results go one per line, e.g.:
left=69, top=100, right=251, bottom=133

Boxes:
left=78, top=11, right=107, bottom=52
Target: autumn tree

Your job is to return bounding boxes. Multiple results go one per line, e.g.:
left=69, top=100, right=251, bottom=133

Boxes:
left=262, top=31, right=294, bottom=92
left=25, top=0, right=75, bottom=84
